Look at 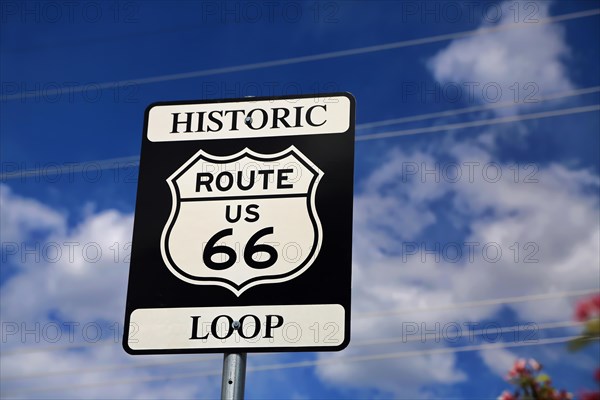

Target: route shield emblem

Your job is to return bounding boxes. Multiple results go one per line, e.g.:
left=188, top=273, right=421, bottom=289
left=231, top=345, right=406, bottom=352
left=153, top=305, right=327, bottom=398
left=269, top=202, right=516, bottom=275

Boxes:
left=161, top=146, right=323, bottom=296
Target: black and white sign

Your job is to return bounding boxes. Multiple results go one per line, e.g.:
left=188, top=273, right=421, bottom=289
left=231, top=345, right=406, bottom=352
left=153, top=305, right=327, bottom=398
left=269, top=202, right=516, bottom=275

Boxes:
left=123, top=93, right=355, bottom=354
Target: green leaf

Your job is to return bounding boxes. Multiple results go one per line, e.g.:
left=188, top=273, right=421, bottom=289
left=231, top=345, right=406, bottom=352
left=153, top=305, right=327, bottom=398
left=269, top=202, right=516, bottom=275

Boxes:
left=568, top=336, right=590, bottom=351
left=536, top=373, right=551, bottom=383
left=583, top=318, right=600, bottom=336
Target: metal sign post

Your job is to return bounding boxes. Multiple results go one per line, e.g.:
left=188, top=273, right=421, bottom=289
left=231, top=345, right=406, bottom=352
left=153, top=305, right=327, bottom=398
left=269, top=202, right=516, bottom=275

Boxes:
left=123, top=93, right=355, bottom=398
left=221, top=353, right=247, bottom=400
left=124, top=93, right=355, bottom=356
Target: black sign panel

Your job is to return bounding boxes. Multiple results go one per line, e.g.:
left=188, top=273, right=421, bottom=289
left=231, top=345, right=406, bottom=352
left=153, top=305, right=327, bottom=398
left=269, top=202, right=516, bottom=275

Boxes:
left=123, top=93, right=354, bottom=354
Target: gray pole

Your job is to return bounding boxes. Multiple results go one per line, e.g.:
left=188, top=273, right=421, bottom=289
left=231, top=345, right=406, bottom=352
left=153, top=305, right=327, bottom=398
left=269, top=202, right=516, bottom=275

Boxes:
left=221, top=353, right=247, bottom=400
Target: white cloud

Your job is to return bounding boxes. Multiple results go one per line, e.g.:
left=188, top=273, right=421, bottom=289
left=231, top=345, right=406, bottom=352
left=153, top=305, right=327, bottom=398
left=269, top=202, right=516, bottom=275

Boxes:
left=446, top=153, right=600, bottom=321
left=479, top=348, right=518, bottom=378
left=353, top=148, right=443, bottom=260
left=428, top=1, right=573, bottom=114
left=2, top=138, right=598, bottom=398
left=0, top=199, right=134, bottom=324
left=314, top=135, right=599, bottom=395
left=316, top=352, right=466, bottom=398
left=0, top=186, right=278, bottom=399
left=0, top=184, right=67, bottom=243
left=0, top=345, right=216, bottom=399
left=0, top=186, right=193, bottom=399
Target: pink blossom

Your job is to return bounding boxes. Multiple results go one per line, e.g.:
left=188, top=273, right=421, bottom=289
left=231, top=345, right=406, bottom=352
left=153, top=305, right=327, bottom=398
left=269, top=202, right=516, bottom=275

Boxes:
left=497, top=390, right=516, bottom=400
left=576, top=301, right=591, bottom=321
left=575, top=294, right=600, bottom=321
left=528, top=358, right=542, bottom=371
left=507, top=359, right=528, bottom=379
left=580, top=391, right=600, bottom=400
left=514, top=359, right=527, bottom=373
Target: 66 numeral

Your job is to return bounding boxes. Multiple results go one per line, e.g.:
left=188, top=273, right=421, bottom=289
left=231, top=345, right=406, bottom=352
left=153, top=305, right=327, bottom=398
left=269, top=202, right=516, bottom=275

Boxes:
left=203, top=227, right=278, bottom=270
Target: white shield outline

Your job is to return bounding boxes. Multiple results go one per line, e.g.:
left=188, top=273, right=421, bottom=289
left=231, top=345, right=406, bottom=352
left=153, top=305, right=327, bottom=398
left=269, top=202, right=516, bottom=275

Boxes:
left=160, top=146, right=323, bottom=296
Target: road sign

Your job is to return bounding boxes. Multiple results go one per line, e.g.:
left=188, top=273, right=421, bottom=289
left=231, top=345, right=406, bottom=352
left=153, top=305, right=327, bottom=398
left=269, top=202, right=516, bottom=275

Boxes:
left=123, top=93, right=355, bottom=354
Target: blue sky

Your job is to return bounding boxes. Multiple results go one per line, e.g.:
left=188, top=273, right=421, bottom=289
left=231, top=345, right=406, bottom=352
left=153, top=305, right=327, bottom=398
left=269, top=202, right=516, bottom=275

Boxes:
left=1, top=1, right=599, bottom=399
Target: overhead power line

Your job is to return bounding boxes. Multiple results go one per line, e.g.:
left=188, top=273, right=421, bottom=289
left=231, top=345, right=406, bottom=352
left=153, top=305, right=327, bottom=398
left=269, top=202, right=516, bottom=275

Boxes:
left=0, top=156, right=140, bottom=180
left=354, top=288, right=599, bottom=318
left=356, top=86, right=600, bottom=130
left=4, top=336, right=594, bottom=395
left=0, top=355, right=221, bottom=381
left=2, top=288, right=595, bottom=357
left=0, top=340, right=113, bottom=357
left=353, top=320, right=583, bottom=347
left=247, top=336, right=593, bottom=371
left=0, top=320, right=582, bottom=382
left=2, top=8, right=598, bottom=101
left=355, top=104, right=600, bottom=141
left=2, top=92, right=600, bottom=181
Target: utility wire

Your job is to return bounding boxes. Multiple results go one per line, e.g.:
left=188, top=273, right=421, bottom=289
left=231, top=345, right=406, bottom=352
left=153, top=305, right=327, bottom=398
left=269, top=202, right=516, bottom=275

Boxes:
left=353, top=320, right=582, bottom=347
left=355, top=104, right=600, bottom=141
left=0, top=355, right=221, bottom=381
left=0, top=156, right=140, bottom=180
left=0, top=320, right=582, bottom=381
left=4, top=336, right=594, bottom=395
left=355, top=86, right=600, bottom=130
left=2, top=288, right=595, bottom=356
left=248, top=336, right=593, bottom=370
left=2, top=91, right=599, bottom=181
left=3, top=8, right=598, bottom=101
left=0, top=340, right=114, bottom=356
left=1, top=8, right=598, bottom=396
left=354, top=288, right=599, bottom=318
